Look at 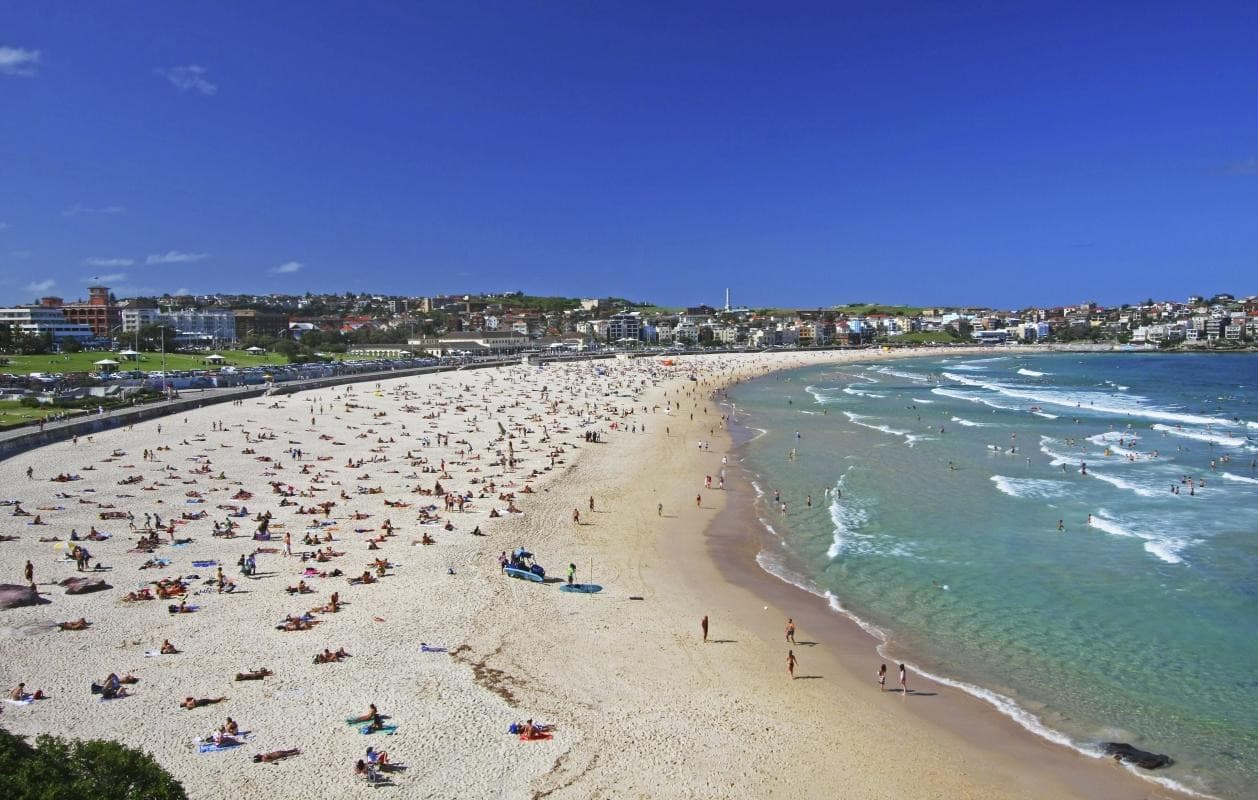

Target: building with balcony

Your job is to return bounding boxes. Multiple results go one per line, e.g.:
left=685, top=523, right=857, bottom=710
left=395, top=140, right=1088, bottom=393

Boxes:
left=0, top=306, right=95, bottom=342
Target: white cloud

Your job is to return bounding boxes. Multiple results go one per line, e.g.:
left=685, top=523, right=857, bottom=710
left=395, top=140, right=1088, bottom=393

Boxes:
left=62, top=204, right=126, bottom=217
left=173, top=287, right=190, bottom=296
left=26, top=279, right=55, bottom=293
left=269, top=260, right=303, bottom=275
left=1225, top=156, right=1258, bottom=176
left=85, top=256, right=135, bottom=267
left=146, top=250, right=209, bottom=265
left=87, top=272, right=128, bottom=283
left=0, top=46, right=41, bottom=77
left=158, top=65, right=217, bottom=96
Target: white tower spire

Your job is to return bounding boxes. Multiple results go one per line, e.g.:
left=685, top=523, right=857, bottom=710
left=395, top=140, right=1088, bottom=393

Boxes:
left=725, top=287, right=730, bottom=312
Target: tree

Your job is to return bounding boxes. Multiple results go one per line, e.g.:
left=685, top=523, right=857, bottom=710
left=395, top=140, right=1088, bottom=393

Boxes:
left=272, top=339, right=301, bottom=362
left=0, top=728, right=186, bottom=800
left=135, top=324, right=178, bottom=353
left=60, top=338, right=83, bottom=353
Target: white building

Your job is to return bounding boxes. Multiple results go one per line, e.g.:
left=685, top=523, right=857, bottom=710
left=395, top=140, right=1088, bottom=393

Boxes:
left=162, top=309, right=238, bottom=342
left=0, top=306, right=95, bottom=342
left=121, top=308, right=162, bottom=332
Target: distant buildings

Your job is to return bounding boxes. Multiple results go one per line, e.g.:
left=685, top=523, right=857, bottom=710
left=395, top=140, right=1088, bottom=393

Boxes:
left=0, top=305, right=95, bottom=342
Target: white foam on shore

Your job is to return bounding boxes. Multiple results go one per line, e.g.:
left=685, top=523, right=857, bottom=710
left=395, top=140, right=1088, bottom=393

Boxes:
left=949, top=364, right=989, bottom=371
left=1017, top=368, right=1046, bottom=377
left=826, top=477, right=870, bottom=558
left=842, top=412, right=911, bottom=442
left=1150, top=424, right=1249, bottom=448
left=1088, top=470, right=1163, bottom=499
left=755, top=539, right=1217, bottom=800
left=990, top=475, right=1070, bottom=500
left=1032, top=411, right=1059, bottom=419
left=1220, top=472, right=1258, bottom=485
left=931, top=387, right=1025, bottom=412
left=1038, top=436, right=1077, bottom=466
left=950, top=416, right=995, bottom=428
left=843, top=386, right=887, bottom=399
left=910, top=397, right=935, bottom=404
left=942, top=372, right=1231, bottom=427
left=875, top=366, right=928, bottom=383
left=1089, top=512, right=1186, bottom=564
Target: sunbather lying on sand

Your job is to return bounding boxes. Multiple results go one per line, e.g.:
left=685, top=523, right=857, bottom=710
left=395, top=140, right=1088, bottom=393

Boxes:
left=57, top=618, right=91, bottom=631
left=181, top=696, right=227, bottom=710
left=313, top=648, right=351, bottom=664
left=253, top=748, right=301, bottom=763
left=234, top=667, right=273, bottom=681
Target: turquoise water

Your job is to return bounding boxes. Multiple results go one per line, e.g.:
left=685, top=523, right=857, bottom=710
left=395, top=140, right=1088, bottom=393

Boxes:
left=729, top=353, right=1258, bottom=799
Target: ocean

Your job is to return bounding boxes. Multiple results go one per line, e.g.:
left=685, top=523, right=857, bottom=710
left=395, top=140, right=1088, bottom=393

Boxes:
left=728, top=352, right=1258, bottom=799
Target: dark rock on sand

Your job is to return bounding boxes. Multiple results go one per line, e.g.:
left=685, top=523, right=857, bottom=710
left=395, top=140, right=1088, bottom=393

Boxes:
left=0, top=584, right=49, bottom=609
left=1100, top=742, right=1172, bottom=769
left=60, top=577, right=111, bottom=595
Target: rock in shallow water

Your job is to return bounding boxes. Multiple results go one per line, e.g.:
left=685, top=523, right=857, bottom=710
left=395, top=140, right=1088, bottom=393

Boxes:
left=1101, top=742, right=1172, bottom=769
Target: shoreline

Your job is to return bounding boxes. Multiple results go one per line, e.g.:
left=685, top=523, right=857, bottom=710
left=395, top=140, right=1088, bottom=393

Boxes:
left=0, top=350, right=1210, bottom=798
left=677, top=355, right=1203, bottom=799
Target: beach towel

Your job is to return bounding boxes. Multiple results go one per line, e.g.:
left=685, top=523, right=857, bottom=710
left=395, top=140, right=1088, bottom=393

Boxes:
left=5, top=697, right=34, bottom=706
left=197, top=739, right=244, bottom=753
left=360, top=725, right=397, bottom=736
left=420, top=644, right=447, bottom=653
left=191, top=560, right=218, bottom=568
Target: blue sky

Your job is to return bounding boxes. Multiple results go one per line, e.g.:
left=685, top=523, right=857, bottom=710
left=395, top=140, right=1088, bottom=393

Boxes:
left=1, top=1, right=1255, bottom=309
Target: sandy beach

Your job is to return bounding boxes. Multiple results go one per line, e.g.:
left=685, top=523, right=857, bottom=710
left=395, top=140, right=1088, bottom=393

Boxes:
left=0, top=350, right=1190, bottom=799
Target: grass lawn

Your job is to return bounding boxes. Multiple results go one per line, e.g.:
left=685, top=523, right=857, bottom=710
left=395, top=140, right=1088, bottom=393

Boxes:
left=0, top=399, right=87, bottom=429
left=881, top=331, right=959, bottom=344
left=0, top=349, right=294, bottom=375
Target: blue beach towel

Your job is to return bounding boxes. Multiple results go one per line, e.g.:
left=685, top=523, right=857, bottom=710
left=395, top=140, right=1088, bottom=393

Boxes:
left=360, top=724, right=398, bottom=736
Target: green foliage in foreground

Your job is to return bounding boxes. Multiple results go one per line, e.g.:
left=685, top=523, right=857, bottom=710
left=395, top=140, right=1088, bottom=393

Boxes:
left=0, top=728, right=186, bottom=800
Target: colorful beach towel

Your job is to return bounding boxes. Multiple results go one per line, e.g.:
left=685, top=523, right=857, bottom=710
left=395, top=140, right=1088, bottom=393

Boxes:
left=360, top=725, right=397, bottom=736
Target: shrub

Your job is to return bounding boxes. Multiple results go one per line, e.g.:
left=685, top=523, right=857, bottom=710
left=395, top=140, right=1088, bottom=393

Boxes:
left=0, top=728, right=187, bottom=800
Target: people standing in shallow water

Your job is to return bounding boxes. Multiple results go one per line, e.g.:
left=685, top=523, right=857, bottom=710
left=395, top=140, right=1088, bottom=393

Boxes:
left=899, top=663, right=909, bottom=694
left=877, top=663, right=887, bottom=691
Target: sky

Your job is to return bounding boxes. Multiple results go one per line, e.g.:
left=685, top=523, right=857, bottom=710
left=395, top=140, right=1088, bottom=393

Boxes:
left=1, top=1, right=1256, bottom=309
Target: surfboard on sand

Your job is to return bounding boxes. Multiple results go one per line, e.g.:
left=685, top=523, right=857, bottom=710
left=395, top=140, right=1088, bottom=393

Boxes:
left=504, top=566, right=543, bottom=582
left=559, top=583, right=602, bottom=594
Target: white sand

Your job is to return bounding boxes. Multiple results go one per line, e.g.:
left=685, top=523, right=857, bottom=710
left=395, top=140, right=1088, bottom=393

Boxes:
left=0, top=351, right=1177, bottom=799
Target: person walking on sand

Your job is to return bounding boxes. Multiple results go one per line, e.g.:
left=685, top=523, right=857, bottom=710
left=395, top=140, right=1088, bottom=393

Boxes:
left=787, top=650, right=798, bottom=679
left=284, top=532, right=292, bottom=557
left=877, top=663, right=887, bottom=691
left=785, top=618, right=796, bottom=644
left=572, top=508, right=580, bottom=525
left=657, top=503, right=663, bottom=517
left=701, top=615, right=709, bottom=643
left=899, top=663, right=909, bottom=694
left=24, top=560, right=34, bottom=585
left=588, top=496, right=594, bottom=512
left=695, top=493, right=701, bottom=508
left=567, top=563, right=576, bottom=586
